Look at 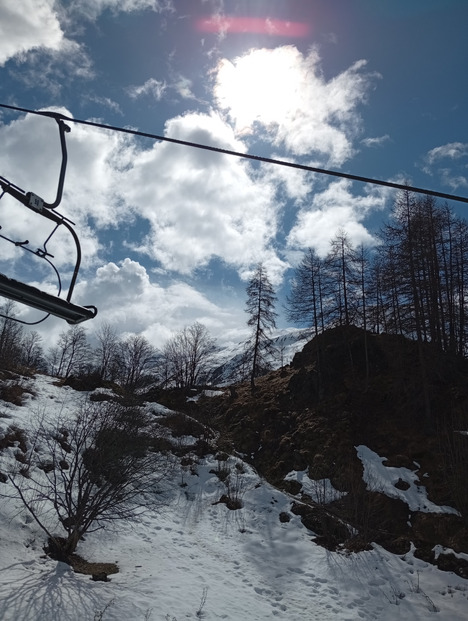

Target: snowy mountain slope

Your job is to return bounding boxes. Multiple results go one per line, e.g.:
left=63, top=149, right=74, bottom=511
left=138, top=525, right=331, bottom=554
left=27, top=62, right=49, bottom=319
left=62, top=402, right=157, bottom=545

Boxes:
left=1, top=374, right=468, bottom=620
left=207, top=327, right=315, bottom=385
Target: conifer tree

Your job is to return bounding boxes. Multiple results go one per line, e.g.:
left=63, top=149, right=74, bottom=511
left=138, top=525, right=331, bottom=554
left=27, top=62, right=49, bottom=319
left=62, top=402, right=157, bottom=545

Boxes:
left=285, top=247, right=325, bottom=335
left=244, top=263, right=277, bottom=393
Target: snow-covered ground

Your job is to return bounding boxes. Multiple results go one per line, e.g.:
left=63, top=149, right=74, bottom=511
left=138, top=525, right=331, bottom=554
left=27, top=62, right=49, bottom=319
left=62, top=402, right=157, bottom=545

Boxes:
left=1, top=375, right=468, bottom=620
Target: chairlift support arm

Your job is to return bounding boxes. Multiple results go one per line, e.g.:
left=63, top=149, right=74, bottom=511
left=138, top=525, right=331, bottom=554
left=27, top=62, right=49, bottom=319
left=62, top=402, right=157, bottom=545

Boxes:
left=0, top=115, right=97, bottom=324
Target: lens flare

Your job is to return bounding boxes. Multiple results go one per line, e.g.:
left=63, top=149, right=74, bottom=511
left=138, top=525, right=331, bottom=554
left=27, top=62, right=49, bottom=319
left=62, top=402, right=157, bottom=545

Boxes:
left=196, top=16, right=310, bottom=38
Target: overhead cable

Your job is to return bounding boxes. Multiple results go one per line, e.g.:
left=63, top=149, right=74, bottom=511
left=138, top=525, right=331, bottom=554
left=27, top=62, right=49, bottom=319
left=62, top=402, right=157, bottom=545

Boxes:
left=1, top=102, right=467, bottom=205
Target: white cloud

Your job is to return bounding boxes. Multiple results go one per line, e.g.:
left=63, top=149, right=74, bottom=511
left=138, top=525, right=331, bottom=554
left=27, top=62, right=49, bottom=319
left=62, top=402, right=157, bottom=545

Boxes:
left=214, top=46, right=378, bottom=165
left=120, top=110, right=285, bottom=276
left=76, top=258, right=240, bottom=348
left=69, top=0, right=174, bottom=20
left=0, top=0, right=64, bottom=65
left=128, top=78, right=167, bottom=101
left=173, top=75, right=196, bottom=100
left=426, top=142, right=468, bottom=164
left=440, top=169, right=468, bottom=191
left=84, top=96, right=123, bottom=115
left=287, top=179, right=387, bottom=256
left=258, top=157, right=313, bottom=204
left=127, top=75, right=197, bottom=102
left=0, top=108, right=290, bottom=284
left=7, top=36, right=94, bottom=94
left=0, top=0, right=174, bottom=80
left=422, top=142, right=468, bottom=190
left=361, top=135, right=390, bottom=148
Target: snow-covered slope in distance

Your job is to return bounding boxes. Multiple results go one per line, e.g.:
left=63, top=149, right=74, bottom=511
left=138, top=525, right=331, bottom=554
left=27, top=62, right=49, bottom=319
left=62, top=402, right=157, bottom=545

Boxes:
left=208, top=327, right=315, bottom=385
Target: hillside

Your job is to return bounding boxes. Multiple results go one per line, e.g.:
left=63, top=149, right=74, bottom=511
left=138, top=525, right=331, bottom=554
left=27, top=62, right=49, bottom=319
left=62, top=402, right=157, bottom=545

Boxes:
left=1, top=327, right=468, bottom=619
left=192, top=326, right=468, bottom=576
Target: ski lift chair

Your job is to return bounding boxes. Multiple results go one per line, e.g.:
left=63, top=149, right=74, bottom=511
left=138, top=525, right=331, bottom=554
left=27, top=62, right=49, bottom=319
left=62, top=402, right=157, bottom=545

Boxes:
left=0, top=113, right=97, bottom=324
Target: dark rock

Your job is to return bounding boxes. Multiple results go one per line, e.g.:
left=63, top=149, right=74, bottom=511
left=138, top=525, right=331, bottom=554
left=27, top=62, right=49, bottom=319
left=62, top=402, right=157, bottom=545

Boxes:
left=394, top=478, right=411, bottom=491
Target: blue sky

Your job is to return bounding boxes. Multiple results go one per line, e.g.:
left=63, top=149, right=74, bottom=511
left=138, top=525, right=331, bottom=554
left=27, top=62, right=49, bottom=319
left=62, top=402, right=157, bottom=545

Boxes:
left=0, top=0, right=467, bottom=348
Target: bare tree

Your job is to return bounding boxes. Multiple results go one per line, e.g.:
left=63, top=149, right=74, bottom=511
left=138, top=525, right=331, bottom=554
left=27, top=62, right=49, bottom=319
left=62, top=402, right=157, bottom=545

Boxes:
left=0, top=300, right=23, bottom=370
left=162, top=322, right=215, bottom=388
left=285, top=248, right=326, bottom=335
left=7, top=401, right=168, bottom=559
left=118, top=334, right=155, bottom=391
left=49, top=325, right=90, bottom=378
left=20, top=330, right=45, bottom=370
left=325, top=230, right=359, bottom=327
left=244, top=263, right=277, bottom=394
left=93, top=322, right=120, bottom=382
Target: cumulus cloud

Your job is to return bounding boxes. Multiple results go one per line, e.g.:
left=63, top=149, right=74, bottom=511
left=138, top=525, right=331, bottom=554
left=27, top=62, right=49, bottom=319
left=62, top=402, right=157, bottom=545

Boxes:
left=0, top=110, right=130, bottom=226
left=8, top=257, right=242, bottom=349
left=76, top=258, right=240, bottom=347
left=214, top=45, right=378, bottom=165
left=120, top=110, right=286, bottom=276
left=0, top=0, right=64, bottom=65
left=0, top=107, right=291, bottom=280
left=258, top=158, right=313, bottom=204
left=1, top=0, right=174, bottom=82
left=287, top=179, right=387, bottom=256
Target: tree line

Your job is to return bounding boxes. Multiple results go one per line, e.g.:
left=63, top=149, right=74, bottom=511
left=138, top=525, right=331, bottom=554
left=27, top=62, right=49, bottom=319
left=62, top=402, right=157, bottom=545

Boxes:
left=0, top=303, right=218, bottom=391
left=286, top=191, right=468, bottom=357
left=2, top=191, right=467, bottom=391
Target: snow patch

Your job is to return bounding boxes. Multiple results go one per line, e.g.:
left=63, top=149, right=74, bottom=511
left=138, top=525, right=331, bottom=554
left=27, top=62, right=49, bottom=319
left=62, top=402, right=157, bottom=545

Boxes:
left=356, top=445, right=460, bottom=515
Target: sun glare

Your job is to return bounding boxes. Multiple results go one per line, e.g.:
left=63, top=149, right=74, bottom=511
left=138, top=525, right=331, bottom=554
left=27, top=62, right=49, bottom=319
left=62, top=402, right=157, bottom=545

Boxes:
left=215, top=48, right=300, bottom=134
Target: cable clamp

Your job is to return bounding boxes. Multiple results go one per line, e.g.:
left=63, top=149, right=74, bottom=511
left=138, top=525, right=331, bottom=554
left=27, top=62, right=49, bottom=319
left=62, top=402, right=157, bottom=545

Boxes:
left=27, top=192, right=44, bottom=212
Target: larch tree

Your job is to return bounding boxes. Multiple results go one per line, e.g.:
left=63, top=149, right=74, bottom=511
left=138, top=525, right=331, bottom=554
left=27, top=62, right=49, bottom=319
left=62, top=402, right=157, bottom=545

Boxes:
left=285, top=248, right=325, bottom=336
left=325, top=230, right=359, bottom=327
left=244, top=263, right=278, bottom=394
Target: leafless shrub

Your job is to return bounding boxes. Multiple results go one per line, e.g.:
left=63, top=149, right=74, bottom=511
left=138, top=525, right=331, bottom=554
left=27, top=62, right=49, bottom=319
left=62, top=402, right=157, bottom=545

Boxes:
left=225, top=465, right=247, bottom=510
left=6, top=401, right=170, bottom=560
left=407, top=571, right=440, bottom=612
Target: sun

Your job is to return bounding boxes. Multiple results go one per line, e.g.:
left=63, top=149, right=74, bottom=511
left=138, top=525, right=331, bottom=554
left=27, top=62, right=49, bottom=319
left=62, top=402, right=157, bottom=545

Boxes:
left=214, top=47, right=302, bottom=135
